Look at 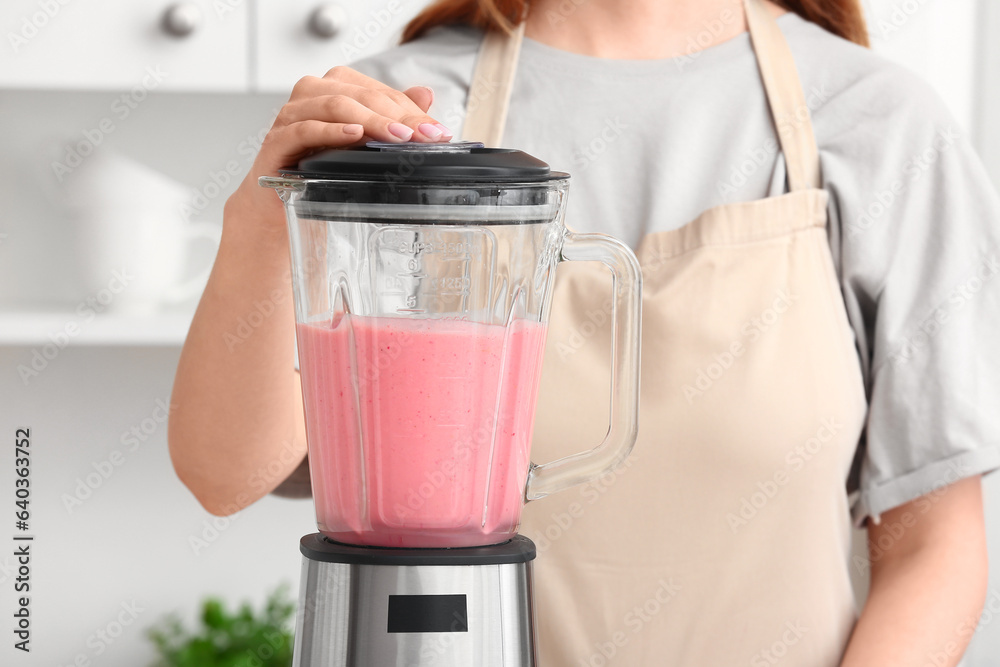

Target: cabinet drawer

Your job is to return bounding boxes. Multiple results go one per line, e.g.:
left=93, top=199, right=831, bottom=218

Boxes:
left=255, top=0, right=428, bottom=94
left=0, top=0, right=249, bottom=91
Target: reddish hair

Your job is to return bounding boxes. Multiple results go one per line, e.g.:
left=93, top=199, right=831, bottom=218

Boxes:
left=402, top=0, right=869, bottom=47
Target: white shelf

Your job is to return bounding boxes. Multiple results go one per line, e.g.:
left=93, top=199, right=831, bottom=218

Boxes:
left=0, top=311, right=193, bottom=347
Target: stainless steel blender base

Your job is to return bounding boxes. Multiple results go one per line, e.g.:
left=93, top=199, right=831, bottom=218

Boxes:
left=292, top=534, right=537, bottom=667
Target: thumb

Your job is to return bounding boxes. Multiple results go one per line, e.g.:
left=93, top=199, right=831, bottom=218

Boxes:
left=405, top=86, right=434, bottom=113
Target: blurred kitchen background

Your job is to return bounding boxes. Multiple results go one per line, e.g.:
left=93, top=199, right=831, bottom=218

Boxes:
left=1, top=0, right=999, bottom=664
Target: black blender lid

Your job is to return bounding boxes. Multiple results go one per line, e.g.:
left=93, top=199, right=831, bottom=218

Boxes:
left=281, top=141, right=562, bottom=183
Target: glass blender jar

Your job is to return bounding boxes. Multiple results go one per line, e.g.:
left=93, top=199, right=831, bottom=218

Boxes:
left=261, top=142, right=640, bottom=548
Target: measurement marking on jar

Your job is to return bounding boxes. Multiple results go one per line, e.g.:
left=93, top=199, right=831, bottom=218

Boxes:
left=382, top=292, right=467, bottom=299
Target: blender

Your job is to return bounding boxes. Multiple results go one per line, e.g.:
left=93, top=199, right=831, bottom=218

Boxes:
left=261, top=141, right=641, bottom=666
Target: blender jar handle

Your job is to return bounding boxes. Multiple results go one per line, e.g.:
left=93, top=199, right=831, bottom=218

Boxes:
left=524, top=231, right=642, bottom=501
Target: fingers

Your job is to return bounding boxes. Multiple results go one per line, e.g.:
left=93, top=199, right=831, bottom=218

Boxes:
left=288, top=72, right=453, bottom=141
left=280, top=90, right=451, bottom=143
left=317, top=65, right=392, bottom=90
left=255, top=68, right=453, bottom=176
left=292, top=71, right=425, bottom=118
left=258, top=121, right=366, bottom=171
left=276, top=94, right=440, bottom=144
left=405, top=85, right=434, bottom=113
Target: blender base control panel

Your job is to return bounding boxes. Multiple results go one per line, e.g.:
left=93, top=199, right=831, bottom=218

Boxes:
left=387, top=594, right=469, bottom=633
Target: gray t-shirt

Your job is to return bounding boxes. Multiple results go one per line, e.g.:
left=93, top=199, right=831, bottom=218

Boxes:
left=345, top=13, right=1000, bottom=524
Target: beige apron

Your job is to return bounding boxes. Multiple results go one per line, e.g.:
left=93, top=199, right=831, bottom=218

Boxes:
left=462, top=1, right=869, bottom=665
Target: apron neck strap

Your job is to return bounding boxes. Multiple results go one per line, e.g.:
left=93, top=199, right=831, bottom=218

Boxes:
left=461, top=21, right=527, bottom=148
left=744, top=0, right=820, bottom=191
left=462, top=0, right=820, bottom=191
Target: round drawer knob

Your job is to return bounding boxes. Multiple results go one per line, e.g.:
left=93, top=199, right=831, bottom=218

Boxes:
left=162, top=3, right=202, bottom=38
left=309, top=4, right=348, bottom=39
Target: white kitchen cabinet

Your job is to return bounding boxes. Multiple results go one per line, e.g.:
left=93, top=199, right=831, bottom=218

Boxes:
left=0, top=0, right=249, bottom=91
left=254, top=0, right=427, bottom=93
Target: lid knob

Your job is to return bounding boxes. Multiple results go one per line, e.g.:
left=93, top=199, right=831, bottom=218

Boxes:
left=366, top=141, right=485, bottom=154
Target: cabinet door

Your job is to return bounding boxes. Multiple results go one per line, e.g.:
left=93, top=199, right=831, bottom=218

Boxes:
left=0, top=0, right=248, bottom=91
left=255, top=0, right=429, bottom=94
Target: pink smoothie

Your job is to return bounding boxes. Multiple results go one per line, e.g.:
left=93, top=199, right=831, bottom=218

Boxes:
left=296, top=315, right=548, bottom=548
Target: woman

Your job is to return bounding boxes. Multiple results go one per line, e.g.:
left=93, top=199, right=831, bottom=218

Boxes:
left=169, top=0, right=999, bottom=664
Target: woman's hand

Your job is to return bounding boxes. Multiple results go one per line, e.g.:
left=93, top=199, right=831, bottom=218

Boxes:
left=170, top=67, right=449, bottom=513
left=230, top=66, right=451, bottom=224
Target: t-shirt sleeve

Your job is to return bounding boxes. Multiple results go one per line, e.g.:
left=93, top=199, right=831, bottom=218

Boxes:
left=824, top=66, right=1000, bottom=525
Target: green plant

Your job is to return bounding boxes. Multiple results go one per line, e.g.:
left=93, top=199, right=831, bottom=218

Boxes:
left=148, top=585, right=295, bottom=667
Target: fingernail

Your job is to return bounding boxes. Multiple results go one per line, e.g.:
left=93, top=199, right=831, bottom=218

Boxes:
left=388, top=122, right=414, bottom=141
left=344, top=123, right=363, bottom=135
left=418, top=123, right=444, bottom=139
left=434, top=123, right=453, bottom=138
